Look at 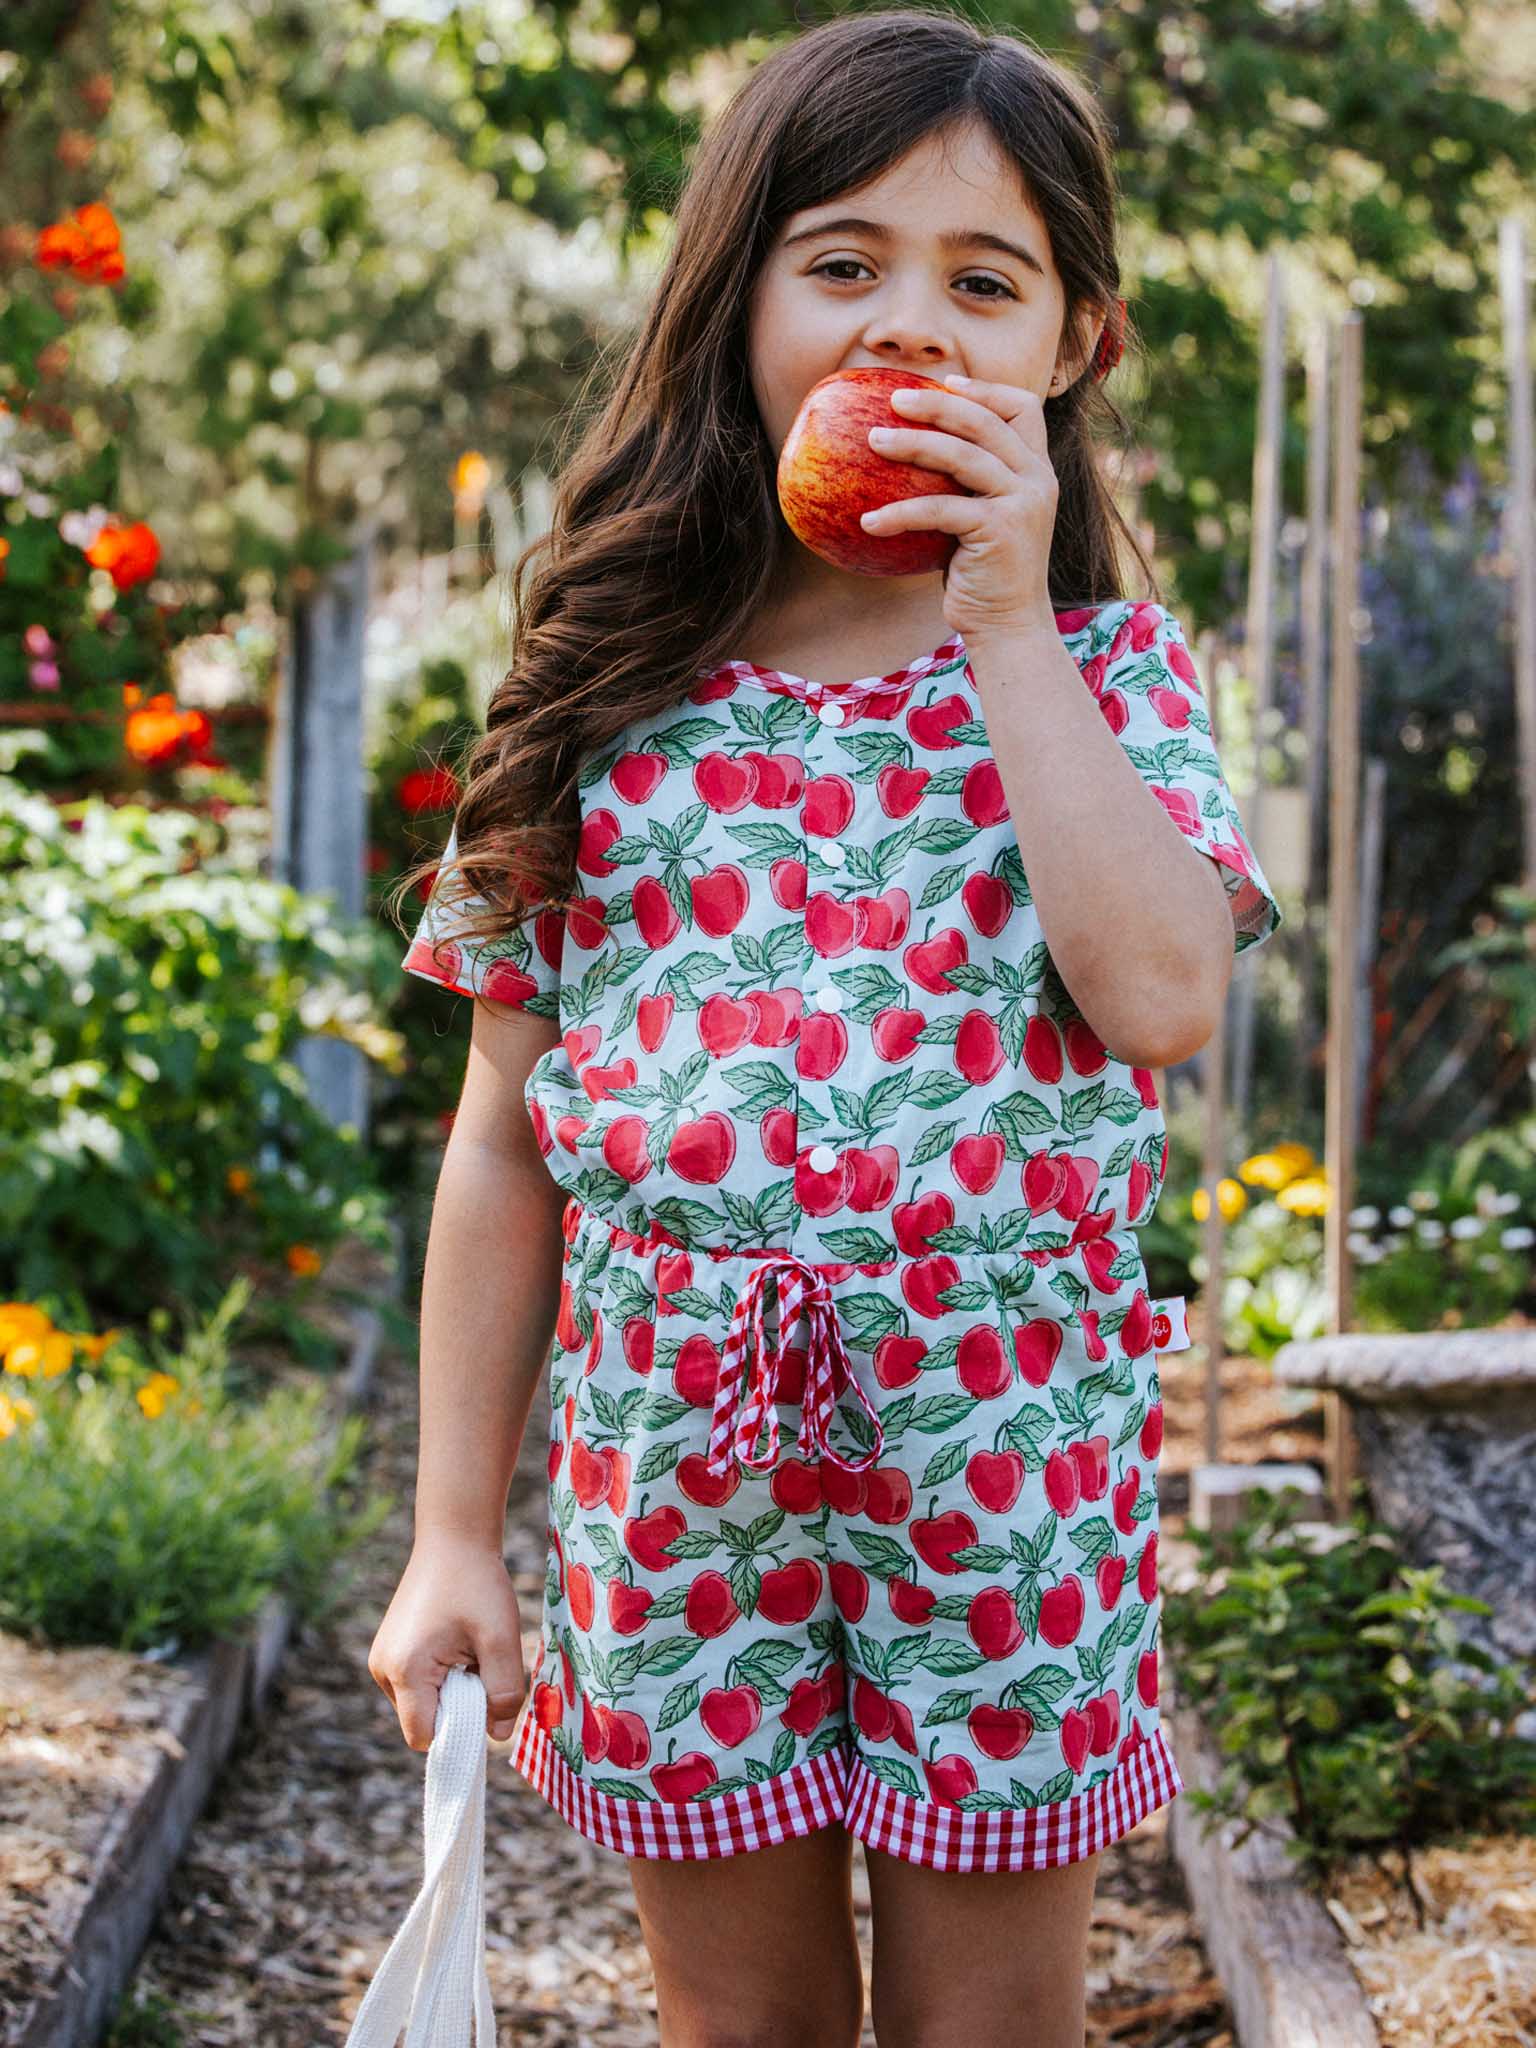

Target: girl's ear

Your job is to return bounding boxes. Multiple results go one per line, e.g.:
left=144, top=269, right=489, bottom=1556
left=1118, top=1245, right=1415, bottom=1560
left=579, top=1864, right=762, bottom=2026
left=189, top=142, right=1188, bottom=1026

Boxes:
left=1058, top=301, right=1109, bottom=389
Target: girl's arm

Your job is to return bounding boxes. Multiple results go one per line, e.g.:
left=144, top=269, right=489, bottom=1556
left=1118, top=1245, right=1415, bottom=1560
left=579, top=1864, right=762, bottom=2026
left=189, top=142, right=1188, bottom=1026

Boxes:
left=413, top=1003, right=566, bottom=1551
left=967, top=617, right=1237, bottom=1070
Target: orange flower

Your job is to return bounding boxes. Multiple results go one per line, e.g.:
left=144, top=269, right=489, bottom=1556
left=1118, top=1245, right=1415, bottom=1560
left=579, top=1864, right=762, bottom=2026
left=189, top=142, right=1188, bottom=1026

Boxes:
left=85, top=519, right=159, bottom=591
left=35, top=202, right=123, bottom=285
left=286, top=1244, right=324, bottom=1278
left=226, top=1166, right=252, bottom=1195
left=124, top=692, right=185, bottom=764
left=136, top=1370, right=180, bottom=1419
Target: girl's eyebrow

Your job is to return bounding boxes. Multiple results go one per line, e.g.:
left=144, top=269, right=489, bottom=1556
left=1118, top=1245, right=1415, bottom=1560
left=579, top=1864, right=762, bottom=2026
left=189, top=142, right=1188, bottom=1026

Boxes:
left=780, top=215, right=1045, bottom=279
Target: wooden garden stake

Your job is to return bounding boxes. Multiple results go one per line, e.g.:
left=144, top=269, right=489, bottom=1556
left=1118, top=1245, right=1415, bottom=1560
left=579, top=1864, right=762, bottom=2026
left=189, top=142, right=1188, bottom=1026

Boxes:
left=1323, top=312, right=1363, bottom=1522
left=1499, top=215, right=1536, bottom=893
left=1229, top=249, right=1286, bottom=1134
left=1298, top=315, right=1332, bottom=1083
left=1198, top=627, right=1230, bottom=1464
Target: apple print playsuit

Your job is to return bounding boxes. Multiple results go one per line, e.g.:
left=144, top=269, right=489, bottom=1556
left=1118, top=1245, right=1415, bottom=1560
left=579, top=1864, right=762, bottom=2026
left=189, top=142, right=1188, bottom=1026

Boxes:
left=402, top=595, right=1282, bottom=1873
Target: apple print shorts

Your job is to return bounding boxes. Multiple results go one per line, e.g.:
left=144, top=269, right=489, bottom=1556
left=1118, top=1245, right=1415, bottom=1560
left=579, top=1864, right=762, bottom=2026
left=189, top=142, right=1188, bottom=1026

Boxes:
left=509, top=1191, right=1193, bottom=1873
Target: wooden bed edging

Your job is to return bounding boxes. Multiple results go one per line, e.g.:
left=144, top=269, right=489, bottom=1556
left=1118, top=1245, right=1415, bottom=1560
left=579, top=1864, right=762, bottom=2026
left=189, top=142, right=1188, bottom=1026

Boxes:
left=7, top=1221, right=401, bottom=2048
left=1165, top=1681, right=1380, bottom=2048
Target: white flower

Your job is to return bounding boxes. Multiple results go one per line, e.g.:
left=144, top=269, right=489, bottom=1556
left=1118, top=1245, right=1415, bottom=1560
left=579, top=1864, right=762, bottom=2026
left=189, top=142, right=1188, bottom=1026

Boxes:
left=1383, top=1235, right=1406, bottom=1253
left=1388, top=1205, right=1415, bottom=1228
left=1478, top=1254, right=1502, bottom=1272
left=1345, top=1232, right=1375, bottom=1257
left=1495, top=1190, right=1522, bottom=1215
left=1408, top=1189, right=1440, bottom=1210
left=1449, top=1215, right=1485, bottom=1239
left=1500, top=1226, right=1535, bottom=1251
left=1348, top=1205, right=1381, bottom=1228
left=1416, top=1219, right=1446, bottom=1243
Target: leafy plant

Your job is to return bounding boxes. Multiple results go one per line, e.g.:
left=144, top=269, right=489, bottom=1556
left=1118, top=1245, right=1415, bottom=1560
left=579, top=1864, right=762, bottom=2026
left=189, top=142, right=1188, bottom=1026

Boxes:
left=104, top=1989, right=192, bottom=2048
left=1163, top=1484, right=1536, bottom=1897
left=0, top=767, right=401, bottom=1328
left=0, top=1273, right=392, bottom=1654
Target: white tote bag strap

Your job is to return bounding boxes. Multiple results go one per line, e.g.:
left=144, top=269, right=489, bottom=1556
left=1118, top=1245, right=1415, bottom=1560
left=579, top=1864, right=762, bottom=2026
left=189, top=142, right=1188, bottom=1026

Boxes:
left=343, top=1665, right=497, bottom=2048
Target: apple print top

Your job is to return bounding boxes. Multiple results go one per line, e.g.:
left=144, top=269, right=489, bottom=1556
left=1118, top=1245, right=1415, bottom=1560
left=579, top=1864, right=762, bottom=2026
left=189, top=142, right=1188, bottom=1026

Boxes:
left=402, top=596, right=1282, bottom=1287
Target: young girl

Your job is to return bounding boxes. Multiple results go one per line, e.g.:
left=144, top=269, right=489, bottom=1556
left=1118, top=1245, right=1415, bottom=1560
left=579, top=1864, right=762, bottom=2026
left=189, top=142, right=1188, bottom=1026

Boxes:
left=370, top=11, right=1281, bottom=2044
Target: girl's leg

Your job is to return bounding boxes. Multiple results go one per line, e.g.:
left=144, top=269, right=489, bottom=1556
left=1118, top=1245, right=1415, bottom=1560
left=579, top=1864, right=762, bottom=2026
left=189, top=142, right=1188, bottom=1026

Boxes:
left=864, top=1846, right=1102, bottom=2048
left=627, top=1822, right=866, bottom=2048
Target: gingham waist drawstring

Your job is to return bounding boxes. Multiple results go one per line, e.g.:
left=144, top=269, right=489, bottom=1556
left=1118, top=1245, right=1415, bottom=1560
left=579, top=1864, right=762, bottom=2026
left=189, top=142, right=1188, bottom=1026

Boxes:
left=706, top=1253, right=884, bottom=1480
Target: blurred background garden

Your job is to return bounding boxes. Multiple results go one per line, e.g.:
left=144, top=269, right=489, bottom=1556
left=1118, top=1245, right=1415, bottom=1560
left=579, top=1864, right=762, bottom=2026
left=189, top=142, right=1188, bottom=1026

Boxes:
left=3, top=1, right=1535, bottom=2043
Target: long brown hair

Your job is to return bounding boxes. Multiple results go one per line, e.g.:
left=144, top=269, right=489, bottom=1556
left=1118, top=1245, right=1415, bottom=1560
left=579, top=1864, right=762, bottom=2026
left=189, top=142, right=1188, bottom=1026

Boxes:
left=388, top=5, right=1156, bottom=961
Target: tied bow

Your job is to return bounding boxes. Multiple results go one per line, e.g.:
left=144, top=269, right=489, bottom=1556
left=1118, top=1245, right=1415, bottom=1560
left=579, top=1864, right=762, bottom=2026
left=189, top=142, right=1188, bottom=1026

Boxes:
left=706, top=1255, right=884, bottom=1479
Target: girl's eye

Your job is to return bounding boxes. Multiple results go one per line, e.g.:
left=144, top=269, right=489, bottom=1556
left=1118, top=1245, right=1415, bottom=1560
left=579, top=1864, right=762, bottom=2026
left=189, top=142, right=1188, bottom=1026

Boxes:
left=808, top=259, right=1016, bottom=301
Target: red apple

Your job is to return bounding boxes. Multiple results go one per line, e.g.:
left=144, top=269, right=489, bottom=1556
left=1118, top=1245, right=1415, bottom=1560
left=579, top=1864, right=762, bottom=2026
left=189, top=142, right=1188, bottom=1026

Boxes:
left=775, top=369, right=972, bottom=577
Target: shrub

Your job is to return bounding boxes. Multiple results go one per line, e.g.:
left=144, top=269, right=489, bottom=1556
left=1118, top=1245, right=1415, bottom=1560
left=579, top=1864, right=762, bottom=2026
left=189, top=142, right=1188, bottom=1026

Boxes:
left=1163, top=1484, right=1536, bottom=1891
left=0, top=769, right=399, bottom=1327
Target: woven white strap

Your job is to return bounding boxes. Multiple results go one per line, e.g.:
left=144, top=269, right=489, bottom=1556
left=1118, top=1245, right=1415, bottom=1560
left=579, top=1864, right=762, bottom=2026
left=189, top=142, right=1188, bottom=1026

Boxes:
left=343, top=1665, right=497, bottom=2047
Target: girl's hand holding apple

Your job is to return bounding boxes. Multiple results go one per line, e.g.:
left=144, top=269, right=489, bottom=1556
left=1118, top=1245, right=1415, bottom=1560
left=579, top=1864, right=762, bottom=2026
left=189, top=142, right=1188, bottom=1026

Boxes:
left=859, top=374, right=1060, bottom=642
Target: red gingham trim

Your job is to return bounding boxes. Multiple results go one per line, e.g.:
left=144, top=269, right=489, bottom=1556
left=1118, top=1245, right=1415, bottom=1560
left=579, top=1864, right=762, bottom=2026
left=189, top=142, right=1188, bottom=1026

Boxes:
left=843, top=1726, right=1185, bottom=1873
left=692, top=638, right=969, bottom=707
left=509, top=1705, right=853, bottom=1861
left=509, top=1697, right=1182, bottom=1870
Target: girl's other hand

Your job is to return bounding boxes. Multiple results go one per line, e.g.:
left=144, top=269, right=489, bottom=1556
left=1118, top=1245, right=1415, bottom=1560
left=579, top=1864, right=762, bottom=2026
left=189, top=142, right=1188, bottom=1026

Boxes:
left=366, top=1531, right=528, bottom=1751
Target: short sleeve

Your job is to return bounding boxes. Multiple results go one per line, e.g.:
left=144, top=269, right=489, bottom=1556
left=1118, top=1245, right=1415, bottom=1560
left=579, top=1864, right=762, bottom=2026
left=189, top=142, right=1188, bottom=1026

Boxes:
left=400, top=823, right=564, bottom=1015
left=1092, top=599, right=1283, bottom=957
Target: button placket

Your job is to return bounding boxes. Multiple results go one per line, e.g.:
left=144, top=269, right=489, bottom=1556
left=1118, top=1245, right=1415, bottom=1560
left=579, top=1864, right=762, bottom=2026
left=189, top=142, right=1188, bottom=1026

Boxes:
left=799, top=686, right=865, bottom=1235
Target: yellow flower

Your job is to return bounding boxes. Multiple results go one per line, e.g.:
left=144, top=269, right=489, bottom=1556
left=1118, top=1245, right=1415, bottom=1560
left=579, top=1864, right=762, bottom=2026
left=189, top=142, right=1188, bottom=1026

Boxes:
left=4, top=1340, right=42, bottom=1379
left=73, top=1327, right=124, bottom=1362
left=1271, top=1141, right=1317, bottom=1175
left=1192, top=1178, right=1249, bottom=1223
left=1277, top=1175, right=1332, bottom=1216
left=38, top=1331, right=74, bottom=1378
left=1238, top=1144, right=1322, bottom=1191
left=0, top=1391, right=37, bottom=1437
left=0, top=1303, right=51, bottom=1350
left=286, top=1244, right=323, bottom=1277
left=136, top=1370, right=180, bottom=1419
left=226, top=1166, right=252, bottom=1195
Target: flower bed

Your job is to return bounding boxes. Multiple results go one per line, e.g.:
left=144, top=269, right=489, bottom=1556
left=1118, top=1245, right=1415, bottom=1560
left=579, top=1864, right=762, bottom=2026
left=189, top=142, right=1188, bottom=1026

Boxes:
left=0, top=1230, right=399, bottom=2048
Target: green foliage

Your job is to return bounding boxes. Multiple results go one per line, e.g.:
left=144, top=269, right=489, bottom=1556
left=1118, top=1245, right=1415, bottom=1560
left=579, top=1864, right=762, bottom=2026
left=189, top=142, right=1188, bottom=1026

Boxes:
left=366, top=649, right=484, bottom=1175
left=1163, top=1484, right=1536, bottom=1889
left=0, top=1274, right=392, bottom=1655
left=7, top=2, right=1534, bottom=618
left=0, top=766, right=399, bottom=1328
left=104, top=1989, right=190, bottom=2048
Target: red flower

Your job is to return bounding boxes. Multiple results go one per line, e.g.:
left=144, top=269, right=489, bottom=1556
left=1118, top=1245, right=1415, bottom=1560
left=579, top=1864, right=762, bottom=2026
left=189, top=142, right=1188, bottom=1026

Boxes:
left=84, top=520, right=160, bottom=591
left=396, top=766, right=460, bottom=814
left=36, top=202, right=124, bottom=285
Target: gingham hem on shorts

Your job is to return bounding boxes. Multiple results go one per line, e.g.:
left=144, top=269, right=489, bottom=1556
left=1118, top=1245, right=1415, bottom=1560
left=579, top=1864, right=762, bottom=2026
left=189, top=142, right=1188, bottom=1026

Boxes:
left=508, top=1696, right=1184, bottom=1870
left=509, top=1702, right=853, bottom=1860
left=842, top=1728, right=1185, bottom=1873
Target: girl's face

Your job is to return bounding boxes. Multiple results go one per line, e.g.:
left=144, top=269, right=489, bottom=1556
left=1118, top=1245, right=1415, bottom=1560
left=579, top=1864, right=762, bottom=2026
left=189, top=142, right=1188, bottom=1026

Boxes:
left=747, top=119, right=1102, bottom=615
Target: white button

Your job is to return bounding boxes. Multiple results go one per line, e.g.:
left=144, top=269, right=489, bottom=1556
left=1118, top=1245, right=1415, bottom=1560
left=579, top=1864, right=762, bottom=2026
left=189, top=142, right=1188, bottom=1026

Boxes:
left=812, top=986, right=843, bottom=1012
left=807, top=1144, right=838, bottom=1173
left=818, top=840, right=846, bottom=866
left=816, top=700, right=846, bottom=725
